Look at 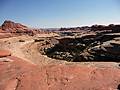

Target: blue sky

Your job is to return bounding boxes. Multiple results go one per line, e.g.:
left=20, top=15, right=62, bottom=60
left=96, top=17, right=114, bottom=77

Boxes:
left=0, top=0, right=120, bottom=28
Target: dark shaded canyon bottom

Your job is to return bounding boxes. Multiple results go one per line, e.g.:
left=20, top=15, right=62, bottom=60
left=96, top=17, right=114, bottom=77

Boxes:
left=44, top=33, right=120, bottom=62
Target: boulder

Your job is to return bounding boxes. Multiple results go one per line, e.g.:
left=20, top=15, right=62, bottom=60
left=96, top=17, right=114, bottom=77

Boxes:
left=0, top=50, right=11, bottom=57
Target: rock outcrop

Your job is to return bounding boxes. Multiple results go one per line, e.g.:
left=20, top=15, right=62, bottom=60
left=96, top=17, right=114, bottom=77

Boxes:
left=0, top=54, right=120, bottom=90
left=0, top=50, right=11, bottom=57
left=0, top=28, right=5, bottom=33
left=86, top=36, right=120, bottom=61
left=43, top=31, right=120, bottom=62
left=0, top=20, right=54, bottom=36
left=1, top=20, right=28, bottom=33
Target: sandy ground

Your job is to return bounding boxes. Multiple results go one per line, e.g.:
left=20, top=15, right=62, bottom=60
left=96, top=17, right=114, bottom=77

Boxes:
left=0, top=34, right=64, bottom=66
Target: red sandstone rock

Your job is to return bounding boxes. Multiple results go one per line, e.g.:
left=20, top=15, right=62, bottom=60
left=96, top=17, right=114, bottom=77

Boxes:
left=0, top=20, right=52, bottom=36
left=0, top=29, right=4, bottom=33
left=0, top=56, right=120, bottom=90
left=1, top=20, right=28, bottom=33
left=0, top=50, right=11, bottom=57
left=0, top=33, right=12, bottom=39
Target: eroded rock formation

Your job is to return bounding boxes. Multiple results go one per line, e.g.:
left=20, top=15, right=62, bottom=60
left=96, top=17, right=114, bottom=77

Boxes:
left=1, top=20, right=28, bottom=33
left=44, top=29, right=120, bottom=62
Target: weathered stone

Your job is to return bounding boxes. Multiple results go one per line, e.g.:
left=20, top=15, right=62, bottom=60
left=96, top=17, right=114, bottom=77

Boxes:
left=1, top=20, right=28, bottom=33
left=0, top=50, right=11, bottom=58
left=0, top=56, right=120, bottom=90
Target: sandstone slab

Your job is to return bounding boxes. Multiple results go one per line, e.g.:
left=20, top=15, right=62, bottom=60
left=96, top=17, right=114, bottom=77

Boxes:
left=0, top=56, right=120, bottom=90
left=0, top=50, right=11, bottom=58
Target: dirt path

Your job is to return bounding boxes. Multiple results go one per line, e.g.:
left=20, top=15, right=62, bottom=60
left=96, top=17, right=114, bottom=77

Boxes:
left=0, top=35, right=34, bottom=63
left=0, top=35, right=63, bottom=66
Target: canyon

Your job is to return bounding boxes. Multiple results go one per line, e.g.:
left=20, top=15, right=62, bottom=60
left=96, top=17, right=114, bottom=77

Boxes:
left=0, top=20, right=120, bottom=90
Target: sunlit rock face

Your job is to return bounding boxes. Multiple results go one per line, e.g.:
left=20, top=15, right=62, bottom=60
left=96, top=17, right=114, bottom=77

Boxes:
left=0, top=50, right=11, bottom=57
left=0, top=55, right=120, bottom=90
left=1, top=20, right=28, bottom=33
